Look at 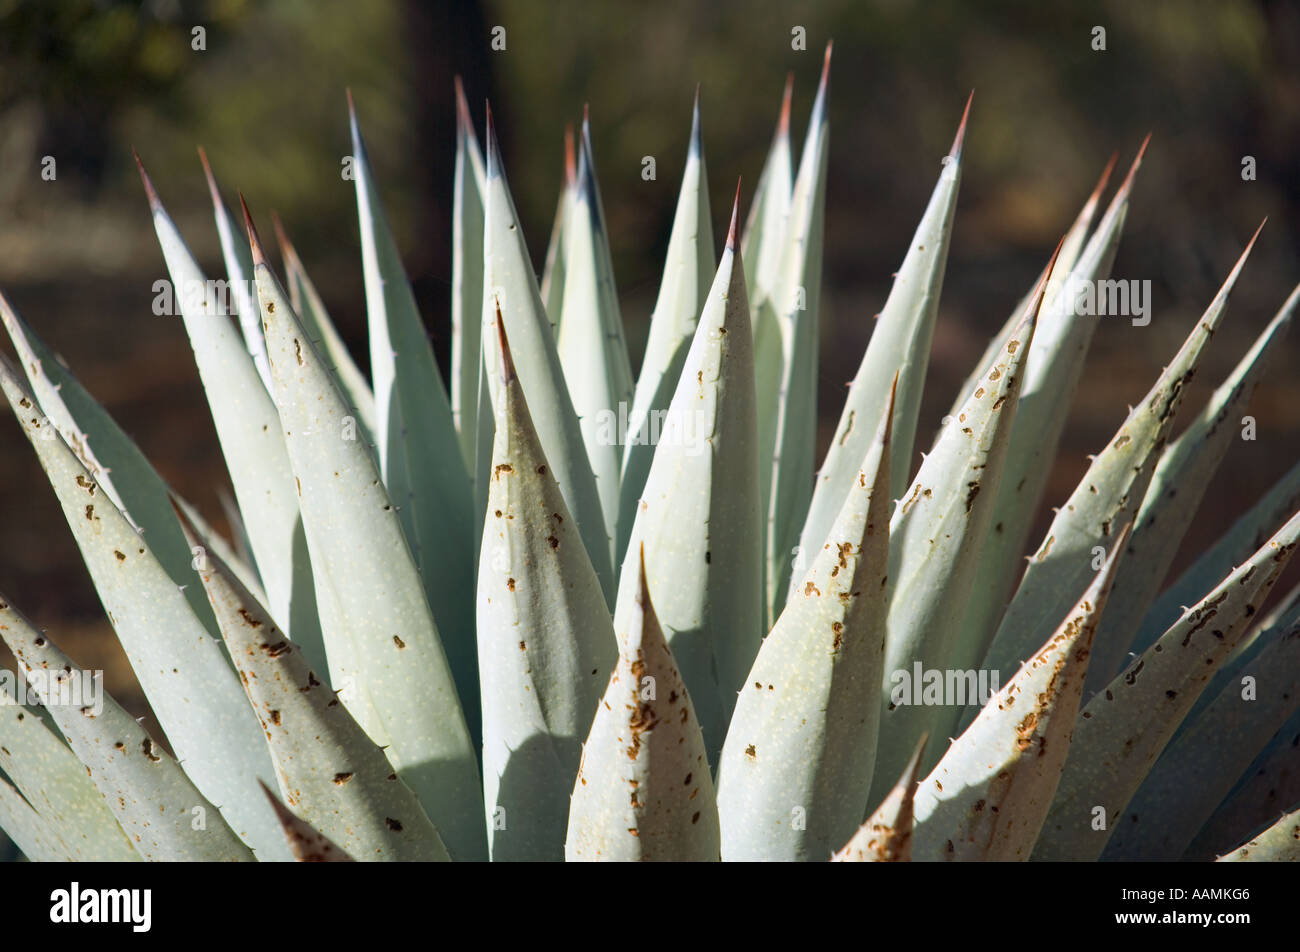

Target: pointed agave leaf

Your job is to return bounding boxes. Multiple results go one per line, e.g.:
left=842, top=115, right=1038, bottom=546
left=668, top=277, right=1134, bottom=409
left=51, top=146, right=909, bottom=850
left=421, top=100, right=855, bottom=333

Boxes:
left=272, top=214, right=378, bottom=451
left=0, top=353, right=286, bottom=859
left=348, top=95, right=478, bottom=729
left=565, top=549, right=720, bottom=861
left=556, top=113, right=635, bottom=559
left=938, top=153, right=1117, bottom=432
left=0, top=677, right=138, bottom=861
left=766, top=47, right=832, bottom=623
left=1102, top=600, right=1300, bottom=860
left=618, top=93, right=715, bottom=565
left=137, top=159, right=325, bottom=671
left=0, top=600, right=254, bottom=860
left=930, top=152, right=1123, bottom=439
left=477, top=318, right=618, bottom=861
left=260, top=782, right=356, bottom=862
left=1134, top=465, right=1300, bottom=662
left=934, top=153, right=1142, bottom=728
left=1217, top=805, right=1300, bottom=861
left=556, top=111, right=637, bottom=561
left=717, top=383, right=893, bottom=861
left=614, top=195, right=761, bottom=762
left=1035, top=509, right=1300, bottom=860
left=749, top=80, right=794, bottom=502
left=244, top=203, right=485, bottom=861
left=741, top=73, right=794, bottom=302
left=869, top=266, right=1043, bottom=803
left=540, top=124, right=576, bottom=333
left=1187, top=710, right=1300, bottom=860
left=978, top=236, right=1254, bottom=699
left=172, top=490, right=268, bottom=612
left=796, top=93, right=969, bottom=594
left=0, top=776, right=69, bottom=862
left=451, top=77, right=488, bottom=472
left=481, top=106, right=616, bottom=604
left=0, top=291, right=221, bottom=639
left=1087, top=276, right=1294, bottom=692
left=831, top=735, right=927, bottom=862
left=198, top=147, right=273, bottom=393
left=911, top=529, right=1127, bottom=861
left=190, top=530, right=449, bottom=862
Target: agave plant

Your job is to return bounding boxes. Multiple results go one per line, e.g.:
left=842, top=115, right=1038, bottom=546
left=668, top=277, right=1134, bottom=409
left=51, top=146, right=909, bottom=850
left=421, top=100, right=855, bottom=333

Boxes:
left=3, top=45, right=1300, bottom=863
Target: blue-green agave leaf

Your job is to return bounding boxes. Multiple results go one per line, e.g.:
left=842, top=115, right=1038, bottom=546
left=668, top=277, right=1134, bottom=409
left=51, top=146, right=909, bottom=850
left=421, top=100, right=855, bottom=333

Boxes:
left=260, top=782, right=356, bottom=862
left=480, top=105, right=616, bottom=605
left=0, top=664, right=138, bottom=861
left=0, top=352, right=285, bottom=859
left=348, top=94, right=478, bottom=731
left=1217, top=804, right=1300, bottom=861
left=766, top=47, right=832, bottom=624
left=452, top=77, right=488, bottom=474
left=1085, top=233, right=1284, bottom=694
left=618, top=93, right=715, bottom=566
left=717, top=381, right=892, bottom=861
left=0, top=600, right=255, bottom=861
left=244, top=203, right=485, bottom=861
left=912, top=528, right=1126, bottom=861
left=870, top=260, right=1044, bottom=801
left=565, top=548, right=720, bottom=861
left=477, top=318, right=618, bottom=861
left=614, top=195, right=761, bottom=762
left=978, top=233, right=1254, bottom=702
left=189, top=527, right=449, bottom=862
left=795, top=92, right=969, bottom=597
left=1103, top=597, right=1300, bottom=860
left=0, top=291, right=222, bottom=640
left=556, top=112, right=635, bottom=560
left=198, top=147, right=273, bottom=393
left=831, top=734, right=926, bottom=862
left=1035, top=508, right=1300, bottom=861
left=136, top=157, right=325, bottom=672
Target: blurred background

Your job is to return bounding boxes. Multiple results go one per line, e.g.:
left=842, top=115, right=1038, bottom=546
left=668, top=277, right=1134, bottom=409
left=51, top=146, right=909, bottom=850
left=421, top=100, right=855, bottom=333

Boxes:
left=2, top=0, right=1300, bottom=724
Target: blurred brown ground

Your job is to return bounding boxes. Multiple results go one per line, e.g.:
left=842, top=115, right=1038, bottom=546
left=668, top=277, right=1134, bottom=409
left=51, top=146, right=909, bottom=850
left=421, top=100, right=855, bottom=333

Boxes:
left=2, top=0, right=1300, bottom=727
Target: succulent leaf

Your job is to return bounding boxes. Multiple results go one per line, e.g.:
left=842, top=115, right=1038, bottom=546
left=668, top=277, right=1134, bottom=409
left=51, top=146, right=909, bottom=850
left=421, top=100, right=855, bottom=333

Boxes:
left=717, top=381, right=892, bottom=861
left=619, top=93, right=715, bottom=566
left=0, top=292, right=223, bottom=640
left=978, top=232, right=1256, bottom=706
left=480, top=105, right=616, bottom=605
left=831, top=735, right=926, bottom=862
left=189, top=530, right=450, bottom=861
left=348, top=95, right=479, bottom=735
left=0, top=671, right=138, bottom=861
left=766, top=46, right=832, bottom=624
left=452, top=77, right=489, bottom=474
left=477, top=318, right=618, bottom=861
left=260, top=782, right=356, bottom=862
left=565, top=548, right=720, bottom=861
left=556, top=113, right=635, bottom=560
left=1102, top=598, right=1300, bottom=860
left=137, top=157, right=327, bottom=673
left=1035, top=508, right=1300, bottom=860
left=796, top=92, right=968, bottom=597
left=869, top=258, right=1043, bottom=800
left=614, top=193, right=761, bottom=762
left=911, top=528, right=1127, bottom=861
left=245, top=202, right=485, bottom=861
left=0, top=352, right=286, bottom=859
left=0, top=600, right=255, bottom=861
left=1217, top=804, right=1300, bottom=861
